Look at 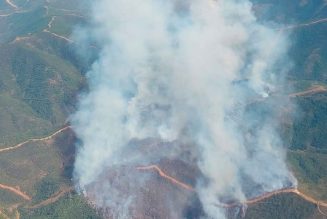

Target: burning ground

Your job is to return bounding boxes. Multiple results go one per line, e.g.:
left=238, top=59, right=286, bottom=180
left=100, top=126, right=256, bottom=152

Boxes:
left=71, top=0, right=297, bottom=218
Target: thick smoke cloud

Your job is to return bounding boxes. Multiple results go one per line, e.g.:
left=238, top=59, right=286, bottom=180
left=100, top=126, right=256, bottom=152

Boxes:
left=71, top=0, right=297, bottom=218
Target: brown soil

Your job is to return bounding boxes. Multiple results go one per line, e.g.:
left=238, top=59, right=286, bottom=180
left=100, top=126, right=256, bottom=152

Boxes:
left=28, top=187, right=73, bottom=209
left=137, top=165, right=194, bottom=191
left=289, top=85, right=327, bottom=98
left=137, top=164, right=327, bottom=209
left=0, top=126, right=70, bottom=154
left=0, top=184, right=31, bottom=201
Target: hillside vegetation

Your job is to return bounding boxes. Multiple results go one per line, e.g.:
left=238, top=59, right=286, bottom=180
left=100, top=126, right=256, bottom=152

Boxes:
left=0, top=0, right=98, bottom=218
left=0, top=0, right=326, bottom=218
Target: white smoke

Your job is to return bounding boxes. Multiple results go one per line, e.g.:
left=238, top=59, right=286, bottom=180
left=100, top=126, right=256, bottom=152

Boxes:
left=71, top=0, right=297, bottom=218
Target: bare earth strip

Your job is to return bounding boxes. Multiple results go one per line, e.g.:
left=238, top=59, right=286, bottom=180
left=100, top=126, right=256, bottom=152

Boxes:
left=0, top=12, right=16, bottom=17
left=11, top=36, right=31, bottom=43
left=28, top=187, right=73, bottom=209
left=42, top=30, right=74, bottom=43
left=243, top=184, right=323, bottom=208
left=0, top=184, right=31, bottom=201
left=136, top=165, right=194, bottom=191
left=15, top=210, right=19, bottom=219
left=0, top=84, right=324, bottom=212
left=289, top=85, right=327, bottom=98
left=0, top=11, right=28, bottom=17
left=47, top=16, right=56, bottom=29
left=5, top=0, right=18, bottom=9
left=283, top=18, right=327, bottom=30
left=0, top=126, right=70, bottom=154
left=137, top=164, right=327, bottom=210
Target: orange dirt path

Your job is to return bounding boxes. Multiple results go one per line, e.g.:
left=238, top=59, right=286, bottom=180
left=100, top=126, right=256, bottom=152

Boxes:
left=289, top=85, right=327, bottom=98
left=137, top=165, right=327, bottom=209
left=217, top=188, right=327, bottom=208
left=0, top=126, right=70, bottom=154
left=15, top=210, right=20, bottom=219
left=0, top=184, right=31, bottom=201
left=136, top=165, right=194, bottom=191
left=28, top=187, right=73, bottom=209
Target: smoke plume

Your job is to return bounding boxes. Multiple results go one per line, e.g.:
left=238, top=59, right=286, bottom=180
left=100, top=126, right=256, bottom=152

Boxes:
left=71, top=0, right=297, bottom=218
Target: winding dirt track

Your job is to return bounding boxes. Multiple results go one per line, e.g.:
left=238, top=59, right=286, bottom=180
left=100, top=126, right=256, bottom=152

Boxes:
left=15, top=210, right=19, bottom=219
left=46, top=16, right=56, bottom=29
left=0, top=86, right=323, bottom=155
left=0, top=85, right=325, bottom=213
left=0, top=126, right=70, bottom=204
left=0, top=184, right=31, bottom=201
left=282, top=17, right=327, bottom=30
left=137, top=164, right=327, bottom=210
left=218, top=188, right=327, bottom=208
left=28, top=187, right=73, bottom=209
left=289, top=85, right=327, bottom=98
left=137, top=165, right=194, bottom=191
left=5, top=0, right=18, bottom=9
left=0, top=126, right=70, bottom=154
left=43, top=30, right=74, bottom=43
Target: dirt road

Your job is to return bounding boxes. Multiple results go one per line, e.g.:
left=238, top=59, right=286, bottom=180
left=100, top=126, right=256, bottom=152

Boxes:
left=221, top=188, right=327, bottom=208
left=46, top=16, right=56, bottom=29
left=137, top=164, right=327, bottom=211
left=0, top=184, right=31, bottom=201
left=43, top=30, right=74, bottom=43
left=5, top=0, right=18, bottom=9
left=0, top=126, right=70, bottom=154
left=289, top=85, right=327, bottom=98
left=137, top=165, right=194, bottom=191
left=0, top=126, right=70, bottom=212
left=28, top=187, right=73, bottom=209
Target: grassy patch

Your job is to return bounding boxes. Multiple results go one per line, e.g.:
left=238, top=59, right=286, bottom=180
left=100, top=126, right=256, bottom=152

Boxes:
left=4, top=7, right=49, bottom=40
left=290, top=93, right=327, bottom=150
left=0, top=189, right=23, bottom=207
left=49, top=15, right=85, bottom=37
left=0, top=140, right=67, bottom=202
left=32, top=176, right=61, bottom=204
left=0, top=39, right=83, bottom=147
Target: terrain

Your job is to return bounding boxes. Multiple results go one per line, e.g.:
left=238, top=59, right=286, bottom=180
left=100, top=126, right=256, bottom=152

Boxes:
left=0, top=0, right=326, bottom=218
